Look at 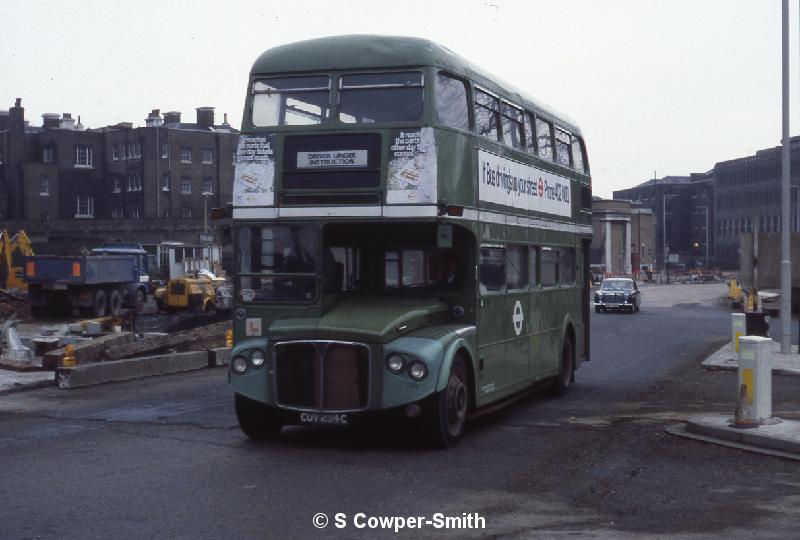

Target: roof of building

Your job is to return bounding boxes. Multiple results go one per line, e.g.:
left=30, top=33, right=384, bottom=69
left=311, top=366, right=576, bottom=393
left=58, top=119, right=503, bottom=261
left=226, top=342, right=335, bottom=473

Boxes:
left=250, top=35, right=580, bottom=132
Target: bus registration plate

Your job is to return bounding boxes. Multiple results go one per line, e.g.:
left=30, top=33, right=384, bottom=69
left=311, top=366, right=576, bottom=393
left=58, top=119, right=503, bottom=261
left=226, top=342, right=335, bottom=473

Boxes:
left=299, top=412, right=350, bottom=426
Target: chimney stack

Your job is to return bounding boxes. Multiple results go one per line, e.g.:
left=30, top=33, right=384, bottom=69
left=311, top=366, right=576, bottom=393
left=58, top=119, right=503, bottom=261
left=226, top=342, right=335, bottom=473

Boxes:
left=217, top=112, right=231, bottom=132
left=163, top=111, right=181, bottom=125
left=196, top=107, right=214, bottom=129
left=60, top=112, right=76, bottom=130
left=9, top=98, right=24, bottom=135
left=42, top=113, right=60, bottom=129
left=145, top=108, right=163, bottom=127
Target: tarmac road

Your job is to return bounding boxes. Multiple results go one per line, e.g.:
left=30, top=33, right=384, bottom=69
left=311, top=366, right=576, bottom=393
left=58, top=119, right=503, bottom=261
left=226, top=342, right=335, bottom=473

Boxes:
left=1, top=282, right=799, bottom=539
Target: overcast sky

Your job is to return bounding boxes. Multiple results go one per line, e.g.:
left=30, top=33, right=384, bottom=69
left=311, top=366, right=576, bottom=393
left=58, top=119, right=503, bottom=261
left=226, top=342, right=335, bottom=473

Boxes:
left=1, top=0, right=797, bottom=197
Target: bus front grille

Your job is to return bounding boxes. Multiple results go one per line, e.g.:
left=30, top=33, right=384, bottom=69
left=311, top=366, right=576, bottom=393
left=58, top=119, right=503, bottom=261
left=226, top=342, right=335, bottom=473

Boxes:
left=274, top=341, right=370, bottom=411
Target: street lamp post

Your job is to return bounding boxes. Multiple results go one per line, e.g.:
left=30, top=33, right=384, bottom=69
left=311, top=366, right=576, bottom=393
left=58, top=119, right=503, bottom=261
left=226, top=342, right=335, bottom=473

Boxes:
left=697, top=205, right=709, bottom=269
left=662, top=193, right=677, bottom=282
left=202, top=191, right=212, bottom=235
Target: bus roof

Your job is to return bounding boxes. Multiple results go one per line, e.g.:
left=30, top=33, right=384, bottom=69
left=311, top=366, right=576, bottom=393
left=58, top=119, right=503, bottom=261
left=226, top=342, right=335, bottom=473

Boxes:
left=251, top=35, right=581, bottom=134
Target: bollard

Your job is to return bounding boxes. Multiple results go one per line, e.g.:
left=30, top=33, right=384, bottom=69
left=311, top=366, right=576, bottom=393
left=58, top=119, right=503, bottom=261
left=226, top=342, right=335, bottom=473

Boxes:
left=736, top=335, right=772, bottom=423
left=731, top=313, right=746, bottom=353
left=61, top=343, right=77, bottom=367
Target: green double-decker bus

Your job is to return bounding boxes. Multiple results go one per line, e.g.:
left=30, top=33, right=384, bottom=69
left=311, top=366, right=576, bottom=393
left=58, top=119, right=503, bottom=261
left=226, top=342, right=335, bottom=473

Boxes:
left=228, top=35, right=593, bottom=447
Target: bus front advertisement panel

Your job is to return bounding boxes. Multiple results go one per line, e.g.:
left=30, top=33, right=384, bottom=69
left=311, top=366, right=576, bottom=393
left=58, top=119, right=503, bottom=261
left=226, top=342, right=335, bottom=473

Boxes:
left=233, top=134, right=275, bottom=207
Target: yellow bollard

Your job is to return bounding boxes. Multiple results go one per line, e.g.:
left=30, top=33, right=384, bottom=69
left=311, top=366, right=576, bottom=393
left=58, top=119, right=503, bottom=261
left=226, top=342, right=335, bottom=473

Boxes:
left=225, top=329, right=233, bottom=349
left=62, top=344, right=77, bottom=367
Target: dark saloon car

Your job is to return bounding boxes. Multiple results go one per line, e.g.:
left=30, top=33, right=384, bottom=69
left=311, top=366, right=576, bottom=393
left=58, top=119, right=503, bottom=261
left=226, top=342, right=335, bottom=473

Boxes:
left=594, top=278, right=640, bottom=313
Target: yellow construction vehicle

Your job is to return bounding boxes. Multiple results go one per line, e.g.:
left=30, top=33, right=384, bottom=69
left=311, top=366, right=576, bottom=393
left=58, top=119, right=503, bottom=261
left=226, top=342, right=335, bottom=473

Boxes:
left=154, top=273, right=218, bottom=314
left=0, top=229, right=34, bottom=291
left=727, top=277, right=744, bottom=308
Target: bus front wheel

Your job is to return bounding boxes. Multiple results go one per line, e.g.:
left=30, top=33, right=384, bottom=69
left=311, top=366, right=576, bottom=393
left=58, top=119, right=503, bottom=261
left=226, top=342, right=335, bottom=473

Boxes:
left=421, top=357, right=469, bottom=448
left=234, top=393, right=283, bottom=440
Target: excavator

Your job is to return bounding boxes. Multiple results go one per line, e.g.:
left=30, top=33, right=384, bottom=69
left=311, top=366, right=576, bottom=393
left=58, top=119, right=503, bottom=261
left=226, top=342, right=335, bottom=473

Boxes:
left=0, top=230, right=34, bottom=292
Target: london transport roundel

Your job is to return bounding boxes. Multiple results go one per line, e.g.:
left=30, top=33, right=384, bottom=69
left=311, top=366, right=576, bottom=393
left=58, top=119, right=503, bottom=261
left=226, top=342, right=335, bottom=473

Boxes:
left=513, top=300, right=524, bottom=336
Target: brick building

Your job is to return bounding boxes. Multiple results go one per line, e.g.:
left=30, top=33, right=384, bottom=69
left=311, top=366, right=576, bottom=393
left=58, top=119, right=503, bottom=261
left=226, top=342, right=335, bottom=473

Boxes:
left=0, top=98, right=238, bottom=251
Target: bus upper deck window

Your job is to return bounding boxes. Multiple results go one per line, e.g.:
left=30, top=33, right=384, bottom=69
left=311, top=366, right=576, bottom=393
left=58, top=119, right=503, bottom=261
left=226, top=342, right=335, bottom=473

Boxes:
left=571, top=135, right=586, bottom=174
left=251, top=76, right=330, bottom=127
left=338, top=72, right=423, bottom=124
left=474, top=90, right=499, bottom=141
left=555, top=128, right=571, bottom=166
left=501, top=102, right=524, bottom=150
left=435, top=73, right=469, bottom=130
left=535, top=117, right=553, bottom=161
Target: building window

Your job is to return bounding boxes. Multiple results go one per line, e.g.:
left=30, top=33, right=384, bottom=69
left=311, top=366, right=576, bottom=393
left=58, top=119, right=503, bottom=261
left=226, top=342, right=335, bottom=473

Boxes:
left=134, top=141, right=141, bottom=158
left=161, top=143, right=169, bottom=159
left=113, top=176, right=122, bottom=193
left=202, top=149, right=213, bottom=164
left=181, top=176, right=192, bottom=194
left=112, top=208, right=123, bottom=219
left=111, top=144, right=119, bottom=160
left=202, top=177, right=213, bottom=194
left=38, top=176, right=49, bottom=196
left=127, top=173, right=142, bottom=192
left=181, top=207, right=192, bottom=219
left=42, top=147, right=53, bottom=163
left=75, top=196, right=94, bottom=218
left=161, top=172, right=170, bottom=191
left=180, top=147, right=192, bottom=163
left=40, top=212, right=50, bottom=221
left=163, top=209, right=171, bottom=218
left=74, top=145, right=93, bottom=167
left=131, top=208, right=142, bottom=219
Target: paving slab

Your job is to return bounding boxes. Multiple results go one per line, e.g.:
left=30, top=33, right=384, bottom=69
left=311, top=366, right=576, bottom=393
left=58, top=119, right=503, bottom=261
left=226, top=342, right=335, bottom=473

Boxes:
left=678, top=413, right=800, bottom=458
left=701, top=341, right=800, bottom=376
left=0, top=369, right=54, bottom=394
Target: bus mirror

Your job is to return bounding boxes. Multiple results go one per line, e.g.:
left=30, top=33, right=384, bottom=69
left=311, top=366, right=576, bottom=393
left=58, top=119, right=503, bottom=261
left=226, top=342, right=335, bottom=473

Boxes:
left=437, top=224, right=453, bottom=248
left=210, top=207, right=229, bottom=220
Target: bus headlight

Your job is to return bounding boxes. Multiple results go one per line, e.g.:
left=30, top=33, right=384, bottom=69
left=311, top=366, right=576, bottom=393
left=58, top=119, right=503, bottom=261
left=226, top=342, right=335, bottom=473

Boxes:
left=408, top=361, right=428, bottom=381
left=250, top=350, right=265, bottom=368
left=386, top=354, right=405, bottom=374
left=232, top=355, right=248, bottom=374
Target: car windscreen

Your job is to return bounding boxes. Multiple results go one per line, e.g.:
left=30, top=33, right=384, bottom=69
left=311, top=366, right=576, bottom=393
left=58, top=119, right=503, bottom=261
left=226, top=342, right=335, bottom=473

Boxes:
left=601, top=281, right=633, bottom=291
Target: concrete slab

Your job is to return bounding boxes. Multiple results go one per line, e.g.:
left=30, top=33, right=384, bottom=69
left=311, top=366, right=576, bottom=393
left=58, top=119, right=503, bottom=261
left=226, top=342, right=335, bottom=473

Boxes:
left=43, top=331, right=134, bottom=370
left=680, top=413, right=800, bottom=458
left=701, top=341, right=800, bottom=376
left=55, top=350, right=210, bottom=389
left=208, top=347, right=231, bottom=367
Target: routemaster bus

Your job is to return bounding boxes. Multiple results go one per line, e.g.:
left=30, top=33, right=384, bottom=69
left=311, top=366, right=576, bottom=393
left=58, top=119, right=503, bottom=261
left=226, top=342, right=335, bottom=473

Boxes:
left=228, top=35, right=593, bottom=447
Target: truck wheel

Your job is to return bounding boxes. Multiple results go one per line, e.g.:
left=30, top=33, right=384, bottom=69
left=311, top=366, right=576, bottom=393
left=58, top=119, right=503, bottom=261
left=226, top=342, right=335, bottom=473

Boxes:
left=135, top=289, right=146, bottom=314
left=234, top=393, right=283, bottom=440
left=109, top=290, right=123, bottom=316
left=204, top=301, right=216, bottom=316
left=421, top=357, right=469, bottom=448
left=93, top=290, right=107, bottom=318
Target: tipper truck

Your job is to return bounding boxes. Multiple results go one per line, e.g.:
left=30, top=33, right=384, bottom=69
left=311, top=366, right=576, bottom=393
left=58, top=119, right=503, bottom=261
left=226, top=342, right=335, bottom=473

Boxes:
left=24, top=246, right=149, bottom=318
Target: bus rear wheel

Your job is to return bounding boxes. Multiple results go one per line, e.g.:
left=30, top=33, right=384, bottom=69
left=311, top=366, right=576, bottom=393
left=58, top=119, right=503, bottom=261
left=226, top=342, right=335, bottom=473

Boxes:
left=234, top=393, right=283, bottom=440
left=421, top=357, right=469, bottom=448
left=553, top=336, right=574, bottom=396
